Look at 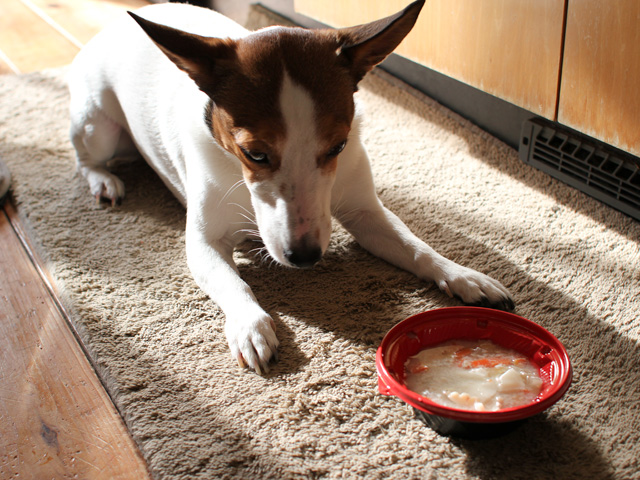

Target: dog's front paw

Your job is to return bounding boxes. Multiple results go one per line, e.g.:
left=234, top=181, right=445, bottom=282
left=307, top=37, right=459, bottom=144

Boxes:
left=225, top=311, right=279, bottom=374
left=437, top=263, right=514, bottom=311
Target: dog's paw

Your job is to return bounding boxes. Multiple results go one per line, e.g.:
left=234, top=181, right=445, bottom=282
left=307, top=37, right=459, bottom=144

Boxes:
left=84, top=168, right=125, bottom=206
left=225, top=312, right=279, bottom=374
left=436, top=263, right=514, bottom=311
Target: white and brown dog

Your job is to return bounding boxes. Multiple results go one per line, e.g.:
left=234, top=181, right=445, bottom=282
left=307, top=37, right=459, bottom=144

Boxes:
left=68, top=1, right=513, bottom=373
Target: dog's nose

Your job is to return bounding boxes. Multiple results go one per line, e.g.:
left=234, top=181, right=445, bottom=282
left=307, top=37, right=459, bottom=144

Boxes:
left=284, top=244, right=322, bottom=269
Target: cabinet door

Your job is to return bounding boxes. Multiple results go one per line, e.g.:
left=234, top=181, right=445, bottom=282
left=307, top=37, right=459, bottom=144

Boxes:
left=558, top=0, right=640, bottom=157
left=295, top=0, right=565, bottom=120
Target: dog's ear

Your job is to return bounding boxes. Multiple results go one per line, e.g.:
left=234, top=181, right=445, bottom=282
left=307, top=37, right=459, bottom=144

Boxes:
left=337, top=0, right=424, bottom=86
left=128, top=12, right=236, bottom=94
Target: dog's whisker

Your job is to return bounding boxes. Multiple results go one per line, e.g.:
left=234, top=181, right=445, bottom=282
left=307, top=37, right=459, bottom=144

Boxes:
left=217, top=178, right=246, bottom=208
left=248, top=246, right=267, bottom=257
left=331, top=191, right=362, bottom=224
left=235, top=212, right=256, bottom=225
left=231, top=220, right=257, bottom=228
left=331, top=189, right=346, bottom=215
left=229, top=201, right=253, bottom=212
left=333, top=204, right=362, bottom=226
left=229, top=202, right=256, bottom=221
left=246, top=245, right=275, bottom=267
left=226, top=177, right=246, bottom=195
left=239, top=229, right=261, bottom=239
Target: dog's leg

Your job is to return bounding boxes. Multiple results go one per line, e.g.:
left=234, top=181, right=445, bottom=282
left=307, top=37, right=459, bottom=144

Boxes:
left=185, top=211, right=279, bottom=374
left=333, top=140, right=514, bottom=310
left=70, top=107, right=127, bottom=205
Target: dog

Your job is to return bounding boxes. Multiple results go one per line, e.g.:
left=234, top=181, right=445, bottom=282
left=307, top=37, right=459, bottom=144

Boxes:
left=68, top=0, right=513, bottom=374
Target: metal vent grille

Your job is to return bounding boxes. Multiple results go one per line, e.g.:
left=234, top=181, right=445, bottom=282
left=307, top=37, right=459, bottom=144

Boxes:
left=519, top=118, right=640, bottom=221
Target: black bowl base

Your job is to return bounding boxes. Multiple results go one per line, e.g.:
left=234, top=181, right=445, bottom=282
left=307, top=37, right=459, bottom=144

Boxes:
left=413, top=408, right=526, bottom=439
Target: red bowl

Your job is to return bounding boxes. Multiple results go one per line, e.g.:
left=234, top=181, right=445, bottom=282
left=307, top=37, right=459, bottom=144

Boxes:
left=376, top=307, right=572, bottom=437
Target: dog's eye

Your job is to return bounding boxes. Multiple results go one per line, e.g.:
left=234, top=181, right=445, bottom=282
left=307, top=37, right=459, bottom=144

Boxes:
left=327, top=140, right=347, bottom=159
left=240, top=147, right=269, bottom=164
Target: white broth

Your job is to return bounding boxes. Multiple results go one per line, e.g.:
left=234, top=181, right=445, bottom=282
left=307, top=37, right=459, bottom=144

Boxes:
left=404, top=340, right=543, bottom=412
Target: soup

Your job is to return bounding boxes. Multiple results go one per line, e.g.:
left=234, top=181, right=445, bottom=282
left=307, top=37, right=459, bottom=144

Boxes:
left=404, top=340, right=543, bottom=411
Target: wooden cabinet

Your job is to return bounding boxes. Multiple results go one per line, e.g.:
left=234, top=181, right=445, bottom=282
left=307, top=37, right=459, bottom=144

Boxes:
left=295, top=0, right=565, bottom=121
left=295, top=0, right=640, bottom=157
left=558, top=0, right=640, bottom=157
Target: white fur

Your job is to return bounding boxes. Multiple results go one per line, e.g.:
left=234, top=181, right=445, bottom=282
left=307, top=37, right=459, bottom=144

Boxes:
left=68, top=3, right=512, bottom=373
left=250, top=72, right=333, bottom=266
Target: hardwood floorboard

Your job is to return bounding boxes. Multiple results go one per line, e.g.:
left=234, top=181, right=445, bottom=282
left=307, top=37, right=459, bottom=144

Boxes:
left=0, top=0, right=80, bottom=73
left=28, top=0, right=150, bottom=47
left=0, top=0, right=153, bottom=477
left=0, top=203, right=151, bottom=479
left=0, top=62, right=14, bottom=75
left=0, top=50, right=19, bottom=74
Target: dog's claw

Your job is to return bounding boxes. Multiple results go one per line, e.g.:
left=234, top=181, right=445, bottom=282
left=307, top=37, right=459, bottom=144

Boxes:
left=496, top=296, right=515, bottom=312
left=439, top=280, right=453, bottom=298
left=255, top=362, right=264, bottom=376
left=237, top=351, right=276, bottom=375
left=237, top=355, right=247, bottom=369
left=95, top=193, right=123, bottom=207
left=456, top=292, right=514, bottom=312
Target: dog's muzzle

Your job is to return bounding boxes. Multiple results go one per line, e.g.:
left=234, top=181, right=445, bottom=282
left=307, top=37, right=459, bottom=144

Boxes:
left=283, top=234, right=322, bottom=269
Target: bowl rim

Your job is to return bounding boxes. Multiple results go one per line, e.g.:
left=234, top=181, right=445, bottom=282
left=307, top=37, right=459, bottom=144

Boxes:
left=376, top=306, right=573, bottom=423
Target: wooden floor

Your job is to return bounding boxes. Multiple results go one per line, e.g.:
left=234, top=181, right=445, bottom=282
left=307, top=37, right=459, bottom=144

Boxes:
left=0, top=1, right=152, bottom=478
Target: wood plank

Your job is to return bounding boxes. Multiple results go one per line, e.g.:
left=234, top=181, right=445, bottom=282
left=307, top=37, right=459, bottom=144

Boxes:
left=27, top=0, right=150, bottom=46
left=295, top=0, right=566, bottom=120
left=0, top=53, right=19, bottom=75
left=0, top=0, right=154, bottom=477
left=0, top=0, right=81, bottom=72
left=0, top=203, right=152, bottom=480
left=558, top=0, right=640, bottom=157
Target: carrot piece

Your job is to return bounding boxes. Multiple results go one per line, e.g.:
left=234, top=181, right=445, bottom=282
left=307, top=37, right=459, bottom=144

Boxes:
left=455, top=347, right=473, bottom=358
left=495, top=357, right=514, bottom=366
left=469, top=358, right=497, bottom=368
left=454, top=347, right=473, bottom=366
left=408, top=364, right=429, bottom=374
left=469, top=357, right=512, bottom=368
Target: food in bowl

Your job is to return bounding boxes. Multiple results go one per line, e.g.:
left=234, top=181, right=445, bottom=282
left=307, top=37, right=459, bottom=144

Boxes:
left=376, top=307, right=572, bottom=437
left=404, top=339, right=543, bottom=412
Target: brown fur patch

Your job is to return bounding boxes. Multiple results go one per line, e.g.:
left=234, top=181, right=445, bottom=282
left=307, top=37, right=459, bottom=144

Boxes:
left=318, top=155, right=339, bottom=175
left=204, top=27, right=357, bottom=182
left=278, top=29, right=356, bottom=153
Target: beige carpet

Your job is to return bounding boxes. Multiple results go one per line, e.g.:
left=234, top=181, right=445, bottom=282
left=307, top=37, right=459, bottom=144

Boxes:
left=2, top=62, right=639, bottom=479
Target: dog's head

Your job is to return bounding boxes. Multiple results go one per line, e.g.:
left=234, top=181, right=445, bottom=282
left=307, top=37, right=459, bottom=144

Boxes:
left=129, top=1, right=423, bottom=268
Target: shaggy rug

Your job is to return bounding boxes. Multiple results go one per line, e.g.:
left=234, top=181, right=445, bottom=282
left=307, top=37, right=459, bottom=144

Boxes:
left=1, top=62, right=639, bottom=478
